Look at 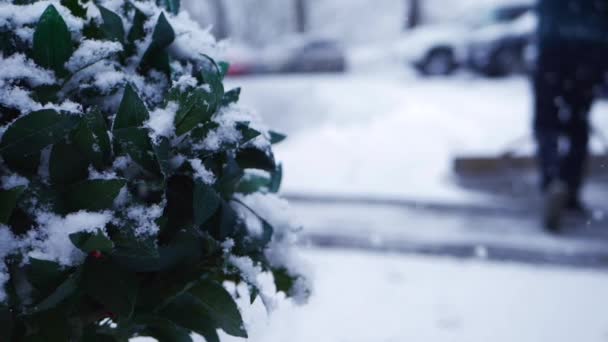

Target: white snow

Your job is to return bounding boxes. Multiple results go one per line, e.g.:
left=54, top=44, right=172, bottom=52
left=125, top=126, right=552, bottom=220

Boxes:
left=189, top=158, right=216, bottom=184
left=145, top=101, right=178, bottom=141
left=222, top=248, right=608, bottom=342
left=28, top=211, right=113, bottom=266
left=231, top=74, right=608, bottom=204
left=132, top=247, right=608, bottom=342
left=125, top=204, right=163, bottom=237
left=0, top=53, right=55, bottom=86
left=65, top=40, right=123, bottom=72
left=0, top=1, right=84, bottom=38
left=0, top=227, right=17, bottom=303
left=1, top=173, right=29, bottom=189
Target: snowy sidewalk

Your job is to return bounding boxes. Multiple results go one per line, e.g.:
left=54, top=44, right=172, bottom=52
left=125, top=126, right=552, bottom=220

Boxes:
left=224, top=248, right=608, bottom=342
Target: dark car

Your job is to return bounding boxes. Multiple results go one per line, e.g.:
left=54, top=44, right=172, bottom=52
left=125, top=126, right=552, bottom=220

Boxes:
left=280, top=40, right=347, bottom=73
left=398, top=2, right=535, bottom=77
left=467, top=4, right=536, bottom=77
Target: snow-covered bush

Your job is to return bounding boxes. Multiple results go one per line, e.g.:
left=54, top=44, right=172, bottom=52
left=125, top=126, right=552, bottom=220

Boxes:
left=0, top=0, right=307, bottom=340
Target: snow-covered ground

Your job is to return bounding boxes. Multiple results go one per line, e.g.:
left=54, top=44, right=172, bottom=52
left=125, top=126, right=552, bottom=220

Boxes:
left=134, top=248, right=608, bottom=342
left=160, top=247, right=607, bottom=342
left=230, top=73, right=608, bottom=203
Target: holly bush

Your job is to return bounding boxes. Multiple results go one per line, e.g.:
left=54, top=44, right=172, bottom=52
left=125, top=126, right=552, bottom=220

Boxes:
left=0, top=0, right=304, bottom=340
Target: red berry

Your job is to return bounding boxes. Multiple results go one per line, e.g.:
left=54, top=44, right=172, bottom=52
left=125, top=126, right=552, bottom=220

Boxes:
left=90, top=251, right=103, bottom=259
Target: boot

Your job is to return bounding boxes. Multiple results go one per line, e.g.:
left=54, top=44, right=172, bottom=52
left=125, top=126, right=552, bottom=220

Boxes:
left=543, top=181, right=568, bottom=233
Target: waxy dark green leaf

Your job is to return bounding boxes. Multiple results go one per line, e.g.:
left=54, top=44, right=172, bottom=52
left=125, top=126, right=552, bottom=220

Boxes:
left=114, top=84, right=149, bottom=130
left=70, top=230, right=114, bottom=253
left=189, top=279, right=248, bottom=337
left=193, top=180, right=221, bottom=225
left=64, top=179, right=126, bottom=212
left=33, top=5, right=73, bottom=77
left=84, top=257, right=138, bottom=319
left=99, top=5, right=125, bottom=43
left=0, top=186, right=25, bottom=224
left=0, top=110, right=80, bottom=174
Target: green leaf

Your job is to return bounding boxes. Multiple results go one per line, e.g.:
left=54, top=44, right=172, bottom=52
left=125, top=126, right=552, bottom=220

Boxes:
left=159, top=293, right=220, bottom=342
left=140, top=12, right=175, bottom=75
left=0, top=110, right=80, bottom=174
left=138, top=316, right=193, bottom=342
left=70, top=230, right=114, bottom=253
left=49, top=139, right=89, bottom=185
left=189, top=280, right=247, bottom=338
left=98, top=5, right=125, bottom=44
left=0, top=305, right=13, bottom=341
left=235, top=122, right=261, bottom=144
left=235, top=147, right=276, bottom=172
left=269, top=164, right=282, bottom=193
left=71, top=108, right=112, bottom=169
left=113, top=84, right=149, bottom=130
left=235, top=172, right=270, bottom=195
left=193, top=180, right=221, bottom=226
left=113, top=127, right=161, bottom=175
left=60, top=0, right=87, bottom=18
left=33, top=5, right=73, bottom=77
left=273, top=268, right=296, bottom=296
left=269, top=131, right=287, bottom=144
left=26, top=258, right=68, bottom=299
left=221, top=87, right=240, bottom=106
left=218, top=61, right=230, bottom=79
left=149, top=12, right=175, bottom=50
left=217, top=155, right=243, bottom=198
left=170, top=87, right=215, bottom=137
left=84, top=257, right=138, bottom=319
left=153, top=136, right=171, bottom=178
left=31, top=271, right=80, bottom=313
left=157, top=0, right=180, bottom=15
left=0, top=186, right=25, bottom=224
left=127, top=8, right=147, bottom=44
left=64, top=179, right=126, bottom=212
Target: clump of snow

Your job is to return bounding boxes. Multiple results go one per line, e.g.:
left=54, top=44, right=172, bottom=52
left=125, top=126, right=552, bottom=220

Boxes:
left=189, top=159, right=216, bottom=184
left=88, top=166, right=118, bottom=180
left=65, top=40, right=123, bottom=72
left=1, top=173, right=29, bottom=189
left=145, top=101, right=178, bottom=141
left=124, top=204, right=163, bottom=236
left=229, top=255, right=280, bottom=311
left=0, top=1, right=84, bottom=39
left=168, top=11, right=218, bottom=61
left=0, top=81, right=41, bottom=113
left=173, top=74, right=198, bottom=91
left=233, top=203, right=264, bottom=237
left=0, top=227, right=17, bottom=303
left=0, top=54, right=55, bottom=86
left=28, top=211, right=113, bottom=266
left=235, top=193, right=310, bottom=303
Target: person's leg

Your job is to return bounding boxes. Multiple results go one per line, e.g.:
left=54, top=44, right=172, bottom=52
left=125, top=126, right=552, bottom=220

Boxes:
left=559, top=45, right=601, bottom=207
left=533, top=44, right=565, bottom=191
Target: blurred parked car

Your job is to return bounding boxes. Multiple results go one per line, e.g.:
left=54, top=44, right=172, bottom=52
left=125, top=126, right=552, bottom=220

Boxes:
left=280, top=40, right=346, bottom=73
left=467, top=5, right=536, bottom=77
left=224, top=36, right=346, bottom=76
left=397, top=2, right=535, bottom=77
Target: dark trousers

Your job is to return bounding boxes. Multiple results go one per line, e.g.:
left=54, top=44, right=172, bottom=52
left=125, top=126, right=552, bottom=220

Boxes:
left=533, top=40, right=607, bottom=200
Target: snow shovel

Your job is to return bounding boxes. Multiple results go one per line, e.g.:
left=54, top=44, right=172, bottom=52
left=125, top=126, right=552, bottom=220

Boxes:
left=452, top=128, right=608, bottom=197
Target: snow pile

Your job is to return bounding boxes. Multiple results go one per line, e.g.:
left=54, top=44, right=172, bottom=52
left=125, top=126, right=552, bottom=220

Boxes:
left=65, top=40, right=123, bottom=72
left=146, top=101, right=179, bottom=141
left=28, top=211, right=114, bottom=266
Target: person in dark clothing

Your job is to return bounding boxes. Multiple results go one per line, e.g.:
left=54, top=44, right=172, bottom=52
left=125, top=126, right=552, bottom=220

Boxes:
left=534, top=0, right=608, bottom=231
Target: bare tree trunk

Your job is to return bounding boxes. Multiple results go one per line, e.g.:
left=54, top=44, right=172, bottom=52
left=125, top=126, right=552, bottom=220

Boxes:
left=210, top=0, right=229, bottom=39
left=294, top=0, right=307, bottom=33
left=405, top=0, right=422, bottom=30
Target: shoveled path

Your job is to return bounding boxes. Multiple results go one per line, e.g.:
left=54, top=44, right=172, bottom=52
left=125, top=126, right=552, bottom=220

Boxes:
left=286, top=192, right=608, bottom=270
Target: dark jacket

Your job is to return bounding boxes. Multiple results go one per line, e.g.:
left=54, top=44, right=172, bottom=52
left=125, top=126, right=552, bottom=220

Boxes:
left=538, top=0, right=608, bottom=44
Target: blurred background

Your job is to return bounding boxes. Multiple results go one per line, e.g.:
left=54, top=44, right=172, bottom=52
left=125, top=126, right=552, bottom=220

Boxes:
left=182, top=0, right=608, bottom=341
